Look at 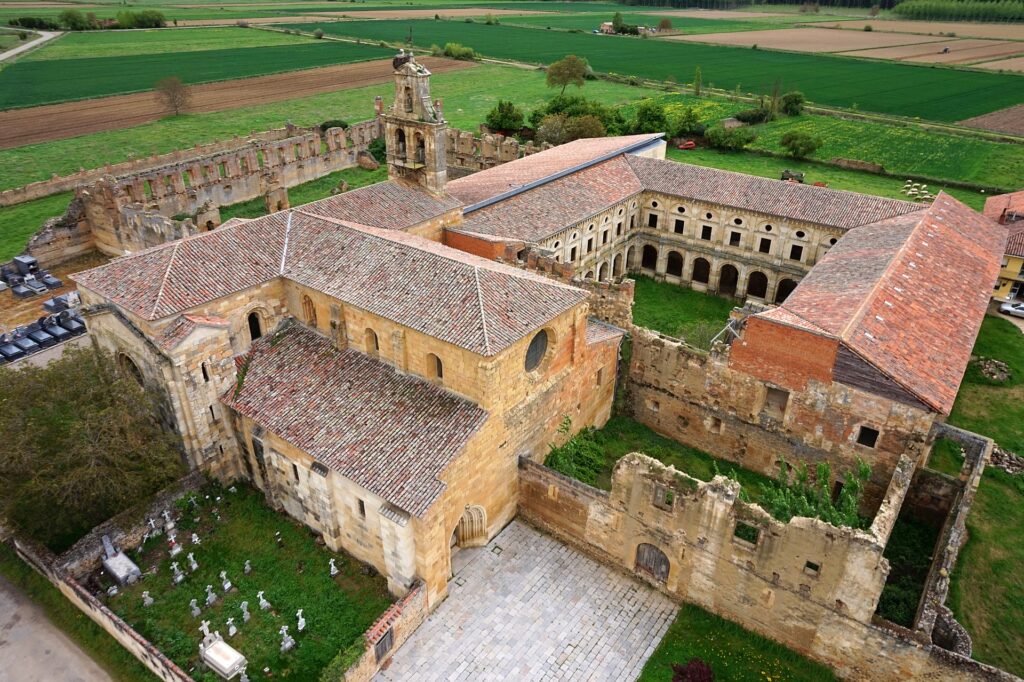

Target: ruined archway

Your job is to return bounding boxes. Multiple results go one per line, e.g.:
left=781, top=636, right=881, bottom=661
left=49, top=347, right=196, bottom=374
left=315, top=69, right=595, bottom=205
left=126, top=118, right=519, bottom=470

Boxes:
left=776, top=278, right=798, bottom=304
left=692, top=258, right=710, bottom=284
left=635, top=543, right=670, bottom=583
left=719, top=264, right=739, bottom=297
left=641, top=245, right=658, bottom=271
left=598, top=262, right=609, bottom=281
left=747, top=271, right=768, bottom=299
left=666, top=251, right=683, bottom=278
left=612, top=253, right=623, bottom=277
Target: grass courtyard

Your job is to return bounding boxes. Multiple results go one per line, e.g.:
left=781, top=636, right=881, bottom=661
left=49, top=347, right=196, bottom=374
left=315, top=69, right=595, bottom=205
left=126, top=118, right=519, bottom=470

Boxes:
left=631, top=275, right=737, bottom=348
left=106, top=482, right=392, bottom=681
left=220, top=166, right=388, bottom=222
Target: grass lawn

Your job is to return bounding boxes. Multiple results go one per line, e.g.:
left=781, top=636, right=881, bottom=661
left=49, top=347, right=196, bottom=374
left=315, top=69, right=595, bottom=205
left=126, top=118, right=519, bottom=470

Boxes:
left=0, top=192, right=71, bottom=262
left=0, top=40, right=394, bottom=109
left=107, top=482, right=391, bottom=682
left=948, top=467, right=1024, bottom=678
left=947, top=315, right=1024, bottom=454
left=0, top=64, right=661, bottom=191
left=0, top=544, right=159, bottom=682
left=285, top=19, right=1024, bottom=121
left=220, top=165, right=388, bottom=221
left=23, top=26, right=315, bottom=61
left=666, top=147, right=988, bottom=211
left=639, top=602, right=838, bottom=681
left=631, top=275, right=736, bottom=347
left=875, top=514, right=940, bottom=627
left=926, top=438, right=964, bottom=477
left=547, top=415, right=775, bottom=503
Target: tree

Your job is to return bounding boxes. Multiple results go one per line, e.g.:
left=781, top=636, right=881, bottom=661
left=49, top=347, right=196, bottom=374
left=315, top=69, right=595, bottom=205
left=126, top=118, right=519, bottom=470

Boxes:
left=612, top=11, right=625, bottom=32
left=780, top=90, right=806, bottom=116
left=657, top=17, right=673, bottom=31
left=780, top=130, right=823, bottom=159
left=547, top=55, right=588, bottom=97
left=58, top=9, right=89, bottom=30
left=705, top=124, right=756, bottom=151
left=0, top=345, right=185, bottom=552
left=693, top=66, right=702, bottom=97
left=632, top=98, right=668, bottom=134
left=758, top=458, right=870, bottom=529
left=485, top=99, right=525, bottom=133
left=154, top=76, right=192, bottom=116
left=535, top=114, right=571, bottom=146
left=565, top=114, right=606, bottom=140
left=669, top=106, right=702, bottom=138
left=313, top=28, right=324, bottom=39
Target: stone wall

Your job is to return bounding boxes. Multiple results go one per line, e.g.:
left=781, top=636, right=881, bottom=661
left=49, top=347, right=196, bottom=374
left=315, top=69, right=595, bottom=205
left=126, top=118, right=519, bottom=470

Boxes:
left=445, top=129, right=546, bottom=172
left=338, top=582, right=429, bottom=681
left=517, top=455, right=1019, bottom=682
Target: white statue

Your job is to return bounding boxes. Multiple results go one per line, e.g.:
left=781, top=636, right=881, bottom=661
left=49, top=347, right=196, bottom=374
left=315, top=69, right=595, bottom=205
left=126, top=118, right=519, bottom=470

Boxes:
left=258, top=591, right=271, bottom=611
left=296, top=609, right=306, bottom=633
left=190, top=598, right=201, bottom=617
left=244, top=559, right=252, bottom=576
left=329, top=558, right=338, bottom=577
left=142, top=591, right=154, bottom=607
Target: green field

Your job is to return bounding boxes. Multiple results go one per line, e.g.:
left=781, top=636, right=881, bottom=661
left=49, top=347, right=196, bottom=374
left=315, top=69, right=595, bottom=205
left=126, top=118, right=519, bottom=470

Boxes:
left=0, top=40, right=393, bottom=109
left=283, top=19, right=1024, bottom=121
left=0, top=192, right=71, bottom=261
left=632, top=274, right=736, bottom=348
left=23, top=26, right=314, bottom=60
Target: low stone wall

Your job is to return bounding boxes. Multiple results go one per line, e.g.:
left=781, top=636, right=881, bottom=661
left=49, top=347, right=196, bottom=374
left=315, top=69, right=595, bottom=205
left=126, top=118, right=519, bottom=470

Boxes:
left=337, top=582, right=429, bottom=682
left=11, top=538, right=193, bottom=682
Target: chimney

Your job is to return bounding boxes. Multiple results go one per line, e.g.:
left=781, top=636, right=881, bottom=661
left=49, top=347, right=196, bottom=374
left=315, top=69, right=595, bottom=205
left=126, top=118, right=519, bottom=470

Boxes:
left=374, top=95, right=384, bottom=116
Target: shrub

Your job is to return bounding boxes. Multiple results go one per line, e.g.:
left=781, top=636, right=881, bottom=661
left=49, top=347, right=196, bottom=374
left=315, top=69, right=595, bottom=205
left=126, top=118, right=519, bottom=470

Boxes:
left=484, top=99, right=525, bottom=133
left=631, top=98, right=668, bottom=134
left=672, top=658, right=714, bottom=682
left=320, top=119, right=349, bottom=131
left=443, top=42, right=479, bottom=61
left=18, top=31, right=28, bottom=40
left=544, top=418, right=605, bottom=486
left=657, top=18, right=673, bottom=30
left=528, top=95, right=624, bottom=135
left=733, top=107, right=771, bottom=124
left=313, top=28, right=324, bottom=39
left=759, top=458, right=870, bottom=529
left=8, top=16, right=60, bottom=30
left=705, top=125, right=757, bottom=151
left=429, top=43, right=443, bottom=56
left=59, top=9, right=91, bottom=30
left=780, top=130, right=823, bottom=158
left=115, top=9, right=165, bottom=29
left=780, top=90, right=806, bottom=116
left=864, top=24, right=873, bottom=31
left=565, top=114, right=606, bottom=140
left=368, top=136, right=386, bottom=163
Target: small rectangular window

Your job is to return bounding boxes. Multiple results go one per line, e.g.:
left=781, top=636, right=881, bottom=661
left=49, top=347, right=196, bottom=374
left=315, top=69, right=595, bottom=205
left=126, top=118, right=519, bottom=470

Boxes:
left=729, top=231, right=742, bottom=247
left=616, top=222, right=622, bottom=236
left=647, top=213, right=658, bottom=228
left=586, top=238, right=594, bottom=254
left=358, top=499, right=366, bottom=517
left=759, top=237, right=772, bottom=254
left=674, top=219, right=685, bottom=234
left=789, top=244, right=804, bottom=261
left=630, top=215, right=635, bottom=229
left=292, top=463, right=299, bottom=482
left=857, top=426, right=879, bottom=448
left=201, top=362, right=210, bottom=382
left=804, top=560, right=821, bottom=577
left=602, top=231, right=609, bottom=245
left=653, top=484, right=674, bottom=511
left=209, top=405, right=217, bottom=422
left=763, top=387, right=789, bottom=420
left=570, top=246, right=577, bottom=262
left=701, top=225, right=713, bottom=241
left=596, top=368, right=604, bottom=386
left=733, top=522, right=760, bottom=546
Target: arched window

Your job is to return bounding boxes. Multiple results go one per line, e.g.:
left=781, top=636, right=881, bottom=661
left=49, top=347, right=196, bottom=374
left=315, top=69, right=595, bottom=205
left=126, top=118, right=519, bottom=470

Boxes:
left=776, top=279, right=798, bottom=304
left=247, top=311, right=263, bottom=341
left=747, top=271, right=769, bottom=299
left=428, top=353, right=443, bottom=380
left=719, top=264, right=739, bottom=297
left=598, top=262, right=609, bottom=281
left=365, top=328, right=379, bottom=355
left=692, top=258, right=711, bottom=284
left=612, top=253, right=623, bottom=277
left=525, top=330, right=549, bottom=372
left=666, top=251, right=683, bottom=277
left=641, top=245, right=658, bottom=270
left=302, top=295, right=317, bottom=327
left=396, top=129, right=406, bottom=156
left=118, top=353, right=144, bottom=386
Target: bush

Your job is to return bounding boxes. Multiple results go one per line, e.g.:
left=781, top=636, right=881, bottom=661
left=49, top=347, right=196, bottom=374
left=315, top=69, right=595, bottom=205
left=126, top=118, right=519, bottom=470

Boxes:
left=484, top=99, right=525, bottom=133
left=528, top=95, right=624, bottom=135
left=705, top=124, right=757, bottom=151
left=429, top=43, right=443, bottom=57
left=59, top=9, right=92, bottom=30
left=780, top=90, right=806, bottom=116
left=8, top=16, right=60, bottom=30
left=544, top=418, right=605, bottom=486
left=657, top=18, right=673, bottom=30
left=443, top=42, right=478, bottom=61
left=780, top=130, right=823, bottom=158
left=115, top=9, right=165, bottom=28
left=759, top=458, right=870, bottom=529
left=368, top=136, right=386, bottom=163
left=313, top=28, right=324, bottom=39
left=672, top=658, right=714, bottom=682
left=320, top=119, right=349, bottom=131
left=631, top=98, right=668, bottom=134
left=864, top=24, right=873, bottom=31
left=18, top=31, right=28, bottom=40
left=734, top=107, right=771, bottom=124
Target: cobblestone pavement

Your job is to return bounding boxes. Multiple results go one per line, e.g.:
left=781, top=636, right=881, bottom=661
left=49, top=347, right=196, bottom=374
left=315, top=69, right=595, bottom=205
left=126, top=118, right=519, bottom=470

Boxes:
left=376, top=521, right=677, bottom=682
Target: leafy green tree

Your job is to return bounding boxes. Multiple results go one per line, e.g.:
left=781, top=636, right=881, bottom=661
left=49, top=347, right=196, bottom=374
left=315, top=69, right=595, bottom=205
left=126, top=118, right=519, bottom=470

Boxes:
left=58, top=9, right=89, bottom=30
left=0, top=345, right=185, bottom=552
left=485, top=99, right=525, bottom=133
left=780, top=130, right=823, bottom=159
left=565, top=114, right=606, bottom=140
left=758, top=458, right=871, bottom=529
left=528, top=95, right=624, bottom=134
left=669, top=106, right=703, bottom=138
left=632, top=98, right=668, bottom=134
left=657, top=18, right=673, bottom=30
left=705, top=124, right=756, bottom=151
left=546, top=55, right=588, bottom=97
left=781, top=91, right=806, bottom=116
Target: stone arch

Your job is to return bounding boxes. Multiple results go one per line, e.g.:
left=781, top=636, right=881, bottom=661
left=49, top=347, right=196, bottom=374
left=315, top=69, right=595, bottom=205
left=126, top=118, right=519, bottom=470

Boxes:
left=719, top=264, right=739, bottom=297
left=598, top=262, right=609, bottom=281
left=612, top=252, right=623, bottom=277
left=776, top=278, right=798, bottom=304
left=747, top=271, right=768, bottom=299
left=395, top=128, right=406, bottom=156
left=427, top=352, right=443, bottom=381
left=247, top=310, right=264, bottom=341
left=117, top=352, right=144, bottom=386
left=625, top=245, right=637, bottom=271
left=456, top=505, right=487, bottom=546
left=585, top=270, right=595, bottom=279
left=302, top=295, right=317, bottom=326
left=641, top=245, right=658, bottom=271
left=365, top=328, right=379, bottom=355
left=666, top=251, right=684, bottom=278
left=692, top=257, right=711, bottom=284
left=635, top=543, right=670, bottom=583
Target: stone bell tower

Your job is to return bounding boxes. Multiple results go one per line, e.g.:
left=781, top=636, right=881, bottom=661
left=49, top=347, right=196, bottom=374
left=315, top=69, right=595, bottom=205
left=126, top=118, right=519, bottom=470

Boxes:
left=377, top=50, right=447, bottom=194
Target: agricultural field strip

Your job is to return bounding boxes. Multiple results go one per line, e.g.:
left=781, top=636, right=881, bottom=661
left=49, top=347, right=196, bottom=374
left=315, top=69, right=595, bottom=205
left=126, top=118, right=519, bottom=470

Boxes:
left=972, top=55, right=1024, bottom=72
left=664, top=27, right=955, bottom=53
left=278, top=19, right=1024, bottom=121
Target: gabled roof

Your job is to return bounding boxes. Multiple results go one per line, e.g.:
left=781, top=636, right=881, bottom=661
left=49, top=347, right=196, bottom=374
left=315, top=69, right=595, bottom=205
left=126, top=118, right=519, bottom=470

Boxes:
left=758, top=193, right=1005, bottom=414
left=626, top=155, right=922, bottom=230
left=1006, top=224, right=1024, bottom=258
left=446, top=134, right=663, bottom=208
left=156, top=313, right=229, bottom=351
left=984, top=189, right=1024, bottom=226
left=300, top=180, right=461, bottom=231
left=222, top=324, right=487, bottom=517
left=74, top=208, right=587, bottom=357
left=457, top=155, right=643, bottom=243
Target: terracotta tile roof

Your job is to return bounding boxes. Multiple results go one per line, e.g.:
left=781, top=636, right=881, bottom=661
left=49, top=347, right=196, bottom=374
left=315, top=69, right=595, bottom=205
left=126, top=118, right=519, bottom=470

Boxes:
left=626, top=155, right=922, bottom=230
left=75, top=208, right=587, bottom=356
left=984, top=189, right=1024, bottom=225
left=222, top=324, right=487, bottom=516
left=446, top=134, right=663, bottom=207
left=156, top=314, right=231, bottom=351
left=759, top=193, right=1006, bottom=414
left=457, top=155, right=643, bottom=243
left=1006, top=224, right=1024, bottom=258
left=585, top=318, right=626, bottom=345
left=300, top=180, right=461, bottom=230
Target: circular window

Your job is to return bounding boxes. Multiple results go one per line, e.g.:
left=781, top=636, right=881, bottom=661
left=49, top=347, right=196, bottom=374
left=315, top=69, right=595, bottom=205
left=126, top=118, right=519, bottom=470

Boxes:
left=603, top=216, right=609, bottom=223
left=796, top=231, right=806, bottom=239
left=631, top=202, right=637, bottom=209
left=588, top=224, right=595, bottom=231
left=733, top=217, right=743, bottom=225
left=705, top=212, right=713, bottom=219
left=618, top=208, right=624, bottom=215
left=553, top=241, right=561, bottom=248
left=764, top=224, right=773, bottom=232
left=571, top=232, right=578, bottom=240
left=525, top=330, right=549, bottom=372
left=651, top=201, right=659, bottom=208
left=677, top=206, right=686, bottom=213
left=829, top=237, right=837, bottom=245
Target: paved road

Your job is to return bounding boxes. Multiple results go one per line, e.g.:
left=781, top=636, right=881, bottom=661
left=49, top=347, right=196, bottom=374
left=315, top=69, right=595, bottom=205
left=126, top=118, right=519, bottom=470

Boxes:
left=0, top=30, right=61, bottom=63
left=376, top=521, right=677, bottom=682
left=0, top=574, right=112, bottom=682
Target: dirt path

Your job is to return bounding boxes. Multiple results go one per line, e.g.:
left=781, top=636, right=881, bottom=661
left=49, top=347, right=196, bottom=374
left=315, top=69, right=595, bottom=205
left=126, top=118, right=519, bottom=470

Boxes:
left=0, top=30, right=60, bottom=63
left=0, top=56, right=475, bottom=149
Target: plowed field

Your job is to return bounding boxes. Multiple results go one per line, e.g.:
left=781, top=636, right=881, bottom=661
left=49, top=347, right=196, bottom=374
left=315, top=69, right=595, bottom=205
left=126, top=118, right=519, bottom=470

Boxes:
left=0, top=56, right=474, bottom=148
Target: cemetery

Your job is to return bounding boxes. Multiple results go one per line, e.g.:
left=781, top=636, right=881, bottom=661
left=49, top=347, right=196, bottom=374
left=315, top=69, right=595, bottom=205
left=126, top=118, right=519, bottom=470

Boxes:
left=94, top=481, right=393, bottom=681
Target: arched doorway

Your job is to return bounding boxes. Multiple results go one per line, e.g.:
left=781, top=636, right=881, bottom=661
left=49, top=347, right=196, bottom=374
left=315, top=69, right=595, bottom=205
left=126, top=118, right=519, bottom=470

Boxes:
left=117, top=352, right=144, bottom=386
left=776, top=279, right=798, bottom=304
left=395, top=128, right=406, bottom=156
left=641, top=245, right=658, bottom=271
left=635, top=543, right=670, bottom=583
left=625, top=245, right=637, bottom=271
left=598, top=262, right=609, bottom=281
left=450, top=505, right=488, bottom=577
left=612, top=253, right=623, bottom=277
left=666, top=251, right=683, bottom=278
left=692, top=258, right=710, bottom=284
left=719, top=264, right=739, bottom=297
left=747, top=271, right=768, bottom=299
left=247, top=311, right=263, bottom=341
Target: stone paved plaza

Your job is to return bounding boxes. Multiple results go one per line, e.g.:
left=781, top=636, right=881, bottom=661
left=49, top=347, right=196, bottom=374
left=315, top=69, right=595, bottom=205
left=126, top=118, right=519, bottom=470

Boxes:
left=376, top=521, right=677, bottom=682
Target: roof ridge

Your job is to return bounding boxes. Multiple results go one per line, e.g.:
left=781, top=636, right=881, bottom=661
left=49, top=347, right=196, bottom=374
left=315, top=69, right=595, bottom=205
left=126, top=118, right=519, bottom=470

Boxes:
left=473, top=266, right=492, bottom=355
left=279, top=211, right=293, bottom=275
left=150, top=240, right=181, bottom=319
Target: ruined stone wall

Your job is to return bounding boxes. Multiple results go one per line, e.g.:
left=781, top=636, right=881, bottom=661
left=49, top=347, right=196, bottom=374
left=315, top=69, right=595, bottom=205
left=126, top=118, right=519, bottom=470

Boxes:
left=444, top=129, right=546, bottom=172
left=518, top=454, right=1019, bottom=682
left=627, top=327, right=935, bottom=508
left=337, top=582, right=429, bottom=682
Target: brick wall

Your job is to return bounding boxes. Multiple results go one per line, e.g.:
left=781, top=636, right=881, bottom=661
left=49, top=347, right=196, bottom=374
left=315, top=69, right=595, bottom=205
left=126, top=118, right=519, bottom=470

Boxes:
left=337, top=582, right=429, bottom=681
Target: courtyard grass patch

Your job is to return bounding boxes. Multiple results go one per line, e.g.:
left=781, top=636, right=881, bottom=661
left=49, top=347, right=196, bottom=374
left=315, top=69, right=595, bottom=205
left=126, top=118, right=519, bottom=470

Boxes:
left=876, top=513, right=941, bottom=627
left=926, top=438, right=965, bottom=477
left=0, top=191, right=71, bottom=261
left=639, top=602, right=838, bottom=681
left=106, top=482, right=392, bottom=682
left=631, top=275, right=736, bottom=347
left=219, top=165, right=388, bottom=221
left=0, top=64, right=661, bottom=191
left=0, top=544, right=159, bottom=682
left=284, top=19, right=1024, bottom=121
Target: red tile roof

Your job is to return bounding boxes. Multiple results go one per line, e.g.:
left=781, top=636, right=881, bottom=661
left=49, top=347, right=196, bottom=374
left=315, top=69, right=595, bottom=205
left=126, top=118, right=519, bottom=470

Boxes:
left=1007, top=224, right=1024, bottom=258
left=585, top=318, right=625, bottom=345
left=446, top=134, right=663, bottom=207
left=458, top=155, right=643, bottom=242
left=626, top=155, right=922, bottom=230
left=984, top=189, right=1024, bottom=225
left=155, top=313, right=229, bottom=351
left=759, top=193, right=1006, bottom=414
left=301, top=180, right=461, bottom=230
left=222, top=323, right=487, bottom=516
